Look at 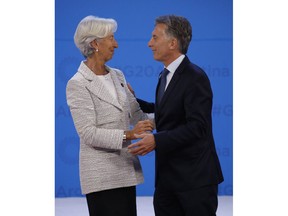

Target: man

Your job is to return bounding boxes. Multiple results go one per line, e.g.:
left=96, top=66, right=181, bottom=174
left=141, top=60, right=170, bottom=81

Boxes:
left=128, top=15, right=224, bottom=216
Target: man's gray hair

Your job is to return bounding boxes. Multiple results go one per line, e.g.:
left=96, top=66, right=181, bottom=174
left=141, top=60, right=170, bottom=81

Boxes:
left=155, top=15, right=192, bottom=54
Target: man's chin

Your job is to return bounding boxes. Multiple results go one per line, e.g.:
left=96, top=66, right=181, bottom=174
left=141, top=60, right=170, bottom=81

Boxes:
left=153, top=54, right=160, bottom=61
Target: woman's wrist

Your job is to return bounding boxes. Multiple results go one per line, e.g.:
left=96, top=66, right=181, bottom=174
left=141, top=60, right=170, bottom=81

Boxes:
left=124, top=130, right=133, bottom=140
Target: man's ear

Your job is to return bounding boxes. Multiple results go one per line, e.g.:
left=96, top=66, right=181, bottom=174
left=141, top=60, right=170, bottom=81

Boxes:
left=169, top=38, right=178, bottom=50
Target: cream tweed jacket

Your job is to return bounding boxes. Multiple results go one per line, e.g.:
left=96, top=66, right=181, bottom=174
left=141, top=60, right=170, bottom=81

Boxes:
left=66, top=61, right=147, bottom=194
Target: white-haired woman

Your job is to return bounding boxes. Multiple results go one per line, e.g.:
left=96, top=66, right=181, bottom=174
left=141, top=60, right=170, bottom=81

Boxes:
left=66, top=15, right=153, bottom=216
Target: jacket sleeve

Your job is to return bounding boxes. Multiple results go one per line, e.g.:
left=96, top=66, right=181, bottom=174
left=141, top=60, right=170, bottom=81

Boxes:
left=66, top=78, right=124, bottom=150
left=136, top=98, right=155, bottom=113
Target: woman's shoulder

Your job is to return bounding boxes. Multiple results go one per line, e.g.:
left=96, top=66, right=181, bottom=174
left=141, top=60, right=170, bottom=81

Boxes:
left=66, top=71, right=89, bottom=92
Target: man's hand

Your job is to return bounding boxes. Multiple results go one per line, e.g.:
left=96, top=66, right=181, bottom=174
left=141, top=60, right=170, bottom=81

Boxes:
left=127, top=83, right=136, bottom=97
left=128, top=133, right=156, bottom=156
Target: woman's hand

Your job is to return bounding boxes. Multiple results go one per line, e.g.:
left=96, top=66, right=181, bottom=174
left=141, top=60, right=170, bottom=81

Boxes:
left=126, top=120, right=154, bottom=140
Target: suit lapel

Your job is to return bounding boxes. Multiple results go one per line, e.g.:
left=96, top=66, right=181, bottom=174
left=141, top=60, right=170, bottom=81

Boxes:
left=158, top=72, right=181, bottom=107
left=156, top=56, right=190, bottom=109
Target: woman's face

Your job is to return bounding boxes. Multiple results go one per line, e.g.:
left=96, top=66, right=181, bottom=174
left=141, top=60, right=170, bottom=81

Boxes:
left=97, top=33, right=118, bottom=62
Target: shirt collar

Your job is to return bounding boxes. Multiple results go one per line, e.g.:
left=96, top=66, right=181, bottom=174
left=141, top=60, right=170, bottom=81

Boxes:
left=166, top=54, right=185, bottom=74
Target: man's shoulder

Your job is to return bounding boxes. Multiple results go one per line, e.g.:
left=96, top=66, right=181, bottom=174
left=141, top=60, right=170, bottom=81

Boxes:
left=179, top=56, right=203, bottom=72
left=183, top=61, right=205, bottom=75
left=181, top=61, right=211, bottom=85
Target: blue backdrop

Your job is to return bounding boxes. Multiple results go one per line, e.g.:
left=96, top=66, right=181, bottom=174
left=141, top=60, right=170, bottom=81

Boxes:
left=55, top=0, right=233, bottom=197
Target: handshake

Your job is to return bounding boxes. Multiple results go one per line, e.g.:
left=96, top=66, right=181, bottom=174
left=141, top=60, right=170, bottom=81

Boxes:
left=125, top=120, right=156, bottom=156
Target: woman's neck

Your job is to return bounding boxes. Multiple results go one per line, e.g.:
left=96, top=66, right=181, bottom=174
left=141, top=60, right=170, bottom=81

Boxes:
left=85, top=58, right=108, bottom=75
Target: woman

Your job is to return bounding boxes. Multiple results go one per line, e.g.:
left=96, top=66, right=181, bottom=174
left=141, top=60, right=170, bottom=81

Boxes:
left=66, top=15, right=153, bottom=216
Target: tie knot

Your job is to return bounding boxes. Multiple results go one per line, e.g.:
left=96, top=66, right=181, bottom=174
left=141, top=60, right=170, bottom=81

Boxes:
left=161, top=68, right=169, bottom=78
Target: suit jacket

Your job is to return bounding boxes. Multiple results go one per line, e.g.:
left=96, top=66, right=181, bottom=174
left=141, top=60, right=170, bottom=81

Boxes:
left=66, top=61, right=147, bottom=194
left=138, top=56, right=224, bottom=192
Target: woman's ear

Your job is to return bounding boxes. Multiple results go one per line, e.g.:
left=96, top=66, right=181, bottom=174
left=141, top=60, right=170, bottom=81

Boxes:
left=90, top=40, right=99, bottom=52
left=90, top=39, right=97, bottom=48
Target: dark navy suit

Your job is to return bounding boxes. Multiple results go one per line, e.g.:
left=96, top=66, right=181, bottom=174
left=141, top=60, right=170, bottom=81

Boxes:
left=138, top=56, right=224, bottom=215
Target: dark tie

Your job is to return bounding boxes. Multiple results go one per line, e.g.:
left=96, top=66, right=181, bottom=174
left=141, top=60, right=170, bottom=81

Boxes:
left=157, top=68, right=170, bottom=105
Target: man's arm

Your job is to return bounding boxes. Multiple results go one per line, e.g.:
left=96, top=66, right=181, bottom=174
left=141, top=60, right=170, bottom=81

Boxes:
left=127, top=83, right=155, bottom=113
left=136, top=98, right=155, bottom=113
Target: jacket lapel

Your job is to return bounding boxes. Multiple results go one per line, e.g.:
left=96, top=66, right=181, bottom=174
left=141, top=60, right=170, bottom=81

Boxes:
left=109, top=69, right=126, bottom=110
left=156, top=56, right=189, bottom=109
left=78, top=62, right=123, bottom=110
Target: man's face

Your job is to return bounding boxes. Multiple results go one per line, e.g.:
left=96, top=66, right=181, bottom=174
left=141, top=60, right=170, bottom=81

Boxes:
left=148, top=24, right=173, bottom=64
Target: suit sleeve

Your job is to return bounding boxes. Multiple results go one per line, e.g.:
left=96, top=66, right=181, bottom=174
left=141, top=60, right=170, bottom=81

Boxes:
left=136, top=98, right=155, bottom=113
left=154, top=72, right=213, bottom=153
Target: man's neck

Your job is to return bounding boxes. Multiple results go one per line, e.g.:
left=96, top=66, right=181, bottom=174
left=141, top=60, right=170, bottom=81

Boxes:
left=163, top=52, right=183, bottom=67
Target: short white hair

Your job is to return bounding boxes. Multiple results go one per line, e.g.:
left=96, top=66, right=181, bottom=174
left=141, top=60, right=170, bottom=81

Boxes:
left=74, top=15, right=117, bottom=57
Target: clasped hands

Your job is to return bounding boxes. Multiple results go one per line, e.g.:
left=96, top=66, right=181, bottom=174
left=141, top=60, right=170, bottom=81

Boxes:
left=128, top=120, right=156, bottom=156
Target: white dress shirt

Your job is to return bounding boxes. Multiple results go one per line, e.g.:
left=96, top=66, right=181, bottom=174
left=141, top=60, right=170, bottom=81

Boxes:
left=97, top=73, right=118, bottom=99
left=164, top=54, right=185, bottom=90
